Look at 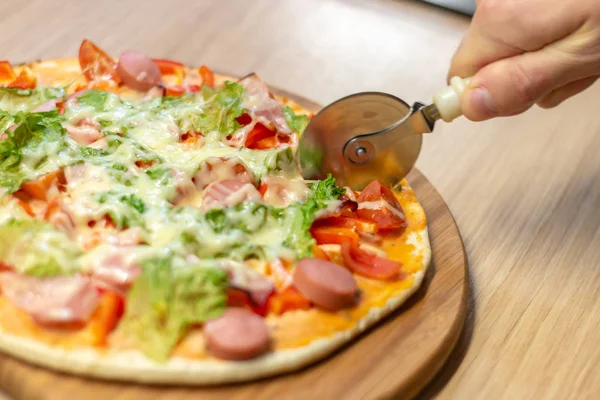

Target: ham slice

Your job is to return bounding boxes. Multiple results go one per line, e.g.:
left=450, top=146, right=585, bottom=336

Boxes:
left=260, top=176, right=309, bottom=207
left=0, top=273, right=100, bottom=325
left=218, top=260, right=274, bottom=306
left=33, top=99, right=59, bottom=113
left=90, top=246, right=142, bottom=293
left=201, top=179, right=262, bottom=211
left=194, top=157, right=254, bottom=190
left=239, top=74, right=292, bottom=135
left=65, top=118, right=103, bottom=146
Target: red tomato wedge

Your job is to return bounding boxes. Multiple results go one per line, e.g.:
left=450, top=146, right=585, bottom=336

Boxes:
left=312, top=244, right=331, bottom=261
left=0, top=61, right=17, bottom=85
left=152, top=58, right=185, bottom=85
left=235, top=113, right=252, bottom=126
left=78, top=39, right=120, bottom=83
left=312, top=216, right=378, bottom=234
left=20, top=170, right=65, bottom=201
left=245, top=123, right=275, bottom=149
left=7, top=67, right=37, bottom=89
left=356, top=181, right=406, bottom=231
left=152, top=58, right=184, bottom=75
left=340, top=242, right=404, bottom=280
left=85, top=292, right=124, bottom=346
left=267, top=286, right=311, bottom=315
left=311, top=226, right=360, bottom=247
left=226, top=288, right=269, bottom=317
left=199, top=65, right=215, bottom=87
left=245, top=123, right=290, bottom=150
left=15, top=198, right=35, bottom=217
left=165, top=84, right=200, bottom=97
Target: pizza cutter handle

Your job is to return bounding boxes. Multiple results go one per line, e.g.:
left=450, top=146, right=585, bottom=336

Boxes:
left=432, top=76, right=473, bottom=123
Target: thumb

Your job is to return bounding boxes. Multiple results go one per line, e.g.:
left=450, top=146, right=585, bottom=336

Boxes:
left=460, top=45, right=600, bottom=121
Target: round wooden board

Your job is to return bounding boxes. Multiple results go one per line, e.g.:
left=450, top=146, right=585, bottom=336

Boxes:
left=0, top=85, right=469, bottom=400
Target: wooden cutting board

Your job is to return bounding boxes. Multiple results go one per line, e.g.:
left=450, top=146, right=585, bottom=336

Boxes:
left=0, top=87, right=469, bottom=400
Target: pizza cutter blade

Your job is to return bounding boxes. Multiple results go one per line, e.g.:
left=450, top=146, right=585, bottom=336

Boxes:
left=298, top=76, right=472, bottom=190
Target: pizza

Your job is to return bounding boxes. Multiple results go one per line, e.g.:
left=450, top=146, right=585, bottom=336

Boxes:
left=0, top=39, right=431, bottom=384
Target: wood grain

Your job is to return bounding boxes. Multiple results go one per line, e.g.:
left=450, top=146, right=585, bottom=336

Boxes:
left=0, top=167, right=467, bottom=400
left=0, top=0, right=599, bottom=399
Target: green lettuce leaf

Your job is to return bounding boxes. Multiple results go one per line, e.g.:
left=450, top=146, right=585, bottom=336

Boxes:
left=282, top=106, right=310, bottom=134
left=120, top=257, right=228, bottom=362
left=0, top=219, right=82, bottom=277
left=77, top=89, right=110, bottom=111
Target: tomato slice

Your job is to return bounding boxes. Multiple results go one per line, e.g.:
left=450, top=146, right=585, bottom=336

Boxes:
left=267, top=286, right=311, bottom=315
left=165, top=84, right=201, bottom=97
left=152, top=58, right=185, bottom=85
left=199, top=65, right=215, bottom=87
left=0, top=61, right=17, bottom=86
left=15, top=198, right=35, bottom=217
left=235, top=113, right=252, bottom=126
left=311, top=244, right=331, bottom=261
left=245, top=123, right=275, bottom=149
left=311, top=226, right=360, bottom=247
left=356, top=181, right=406, bottom=231
left=7, top=67, right=37, bottom=89
left=20, top=170, right=65, bottom=201
left=226, top=288, right=269, bottom=317
left=78, top=39, right=120, bottom=83
left=152, top=58, right=184, bottom=74
left=340, top=242, right=404, bottom=280
left=312, top=216, right=377, bottom=234
left=85, top=292, right=124, bottom=346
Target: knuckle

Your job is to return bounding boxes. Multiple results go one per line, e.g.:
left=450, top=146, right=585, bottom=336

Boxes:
left=507, top=59, right=545, bottom=105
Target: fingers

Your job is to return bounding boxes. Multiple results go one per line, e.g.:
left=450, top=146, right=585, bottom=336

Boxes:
left=448, top=0, right=587, bottom=83
left=536, top=76, right=599, bottom=109
left=459, top=42, right=600, bottom=121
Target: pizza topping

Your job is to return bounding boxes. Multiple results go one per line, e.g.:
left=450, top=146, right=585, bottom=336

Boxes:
left=116, top=50, right=162, bottom=92
left=259, top=176, right=309, bottom=207
left=78, top=39, right=121, bottom=83
left=218, top=260, right=274, bottom=306
left=340, top=242, right=405, bottom=280
left=204, top=308, right=271, bottom=360
left=293, top=258, right=358, bottom=311
left=0, top=272, right=100, bottom=325
left=65, top=118, right=103, bottom=146
left=356, top=181, right=406, bottom=231
left=89, top=246, right=142, bottom=293
left=0, top=61, right=17, bottom=86
left=194, top=157, right=254, bottom=190
left=201, top=179, right=263, bottom=211
left=239, top=73, right=292, bottom=135
left=32, top=99, right=59, bottom=113
left=0, top=219, right=81, bottom=277
left=119, top=258, right=228, bottom=362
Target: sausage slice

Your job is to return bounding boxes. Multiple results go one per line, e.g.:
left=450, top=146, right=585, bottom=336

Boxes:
left=293, top=258, right=359, bottom=311
left=204, top=308, right=270, bottom=361
left=116, top=50, right=161, bottom=91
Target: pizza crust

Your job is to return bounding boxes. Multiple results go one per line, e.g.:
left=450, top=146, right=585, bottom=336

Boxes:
left=0, top=57, right=432, bottom=384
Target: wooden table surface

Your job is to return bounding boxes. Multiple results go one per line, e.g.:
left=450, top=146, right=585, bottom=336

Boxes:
left=1, top=0, right=599, bottom=399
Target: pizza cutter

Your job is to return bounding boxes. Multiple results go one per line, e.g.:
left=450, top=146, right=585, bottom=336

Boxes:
left=298, top=76, right=472, bottom=190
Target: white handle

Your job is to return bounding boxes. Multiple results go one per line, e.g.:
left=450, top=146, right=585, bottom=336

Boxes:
left=433, top=76, right=473, bottom=122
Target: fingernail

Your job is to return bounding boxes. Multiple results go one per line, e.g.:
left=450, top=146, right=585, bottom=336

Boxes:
left=470, top=87, right=497, bottom=117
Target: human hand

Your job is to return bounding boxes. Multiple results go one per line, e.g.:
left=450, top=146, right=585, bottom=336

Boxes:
left=448, top=0, right=600, bottom=121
